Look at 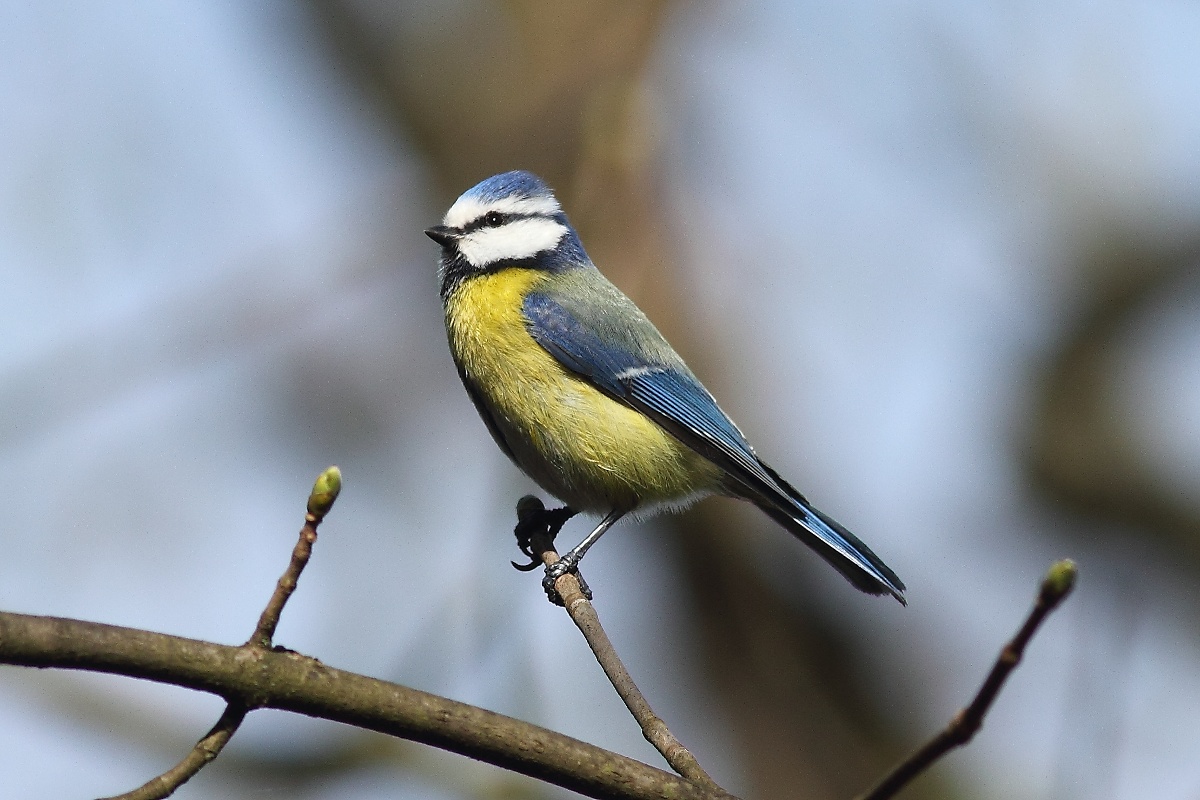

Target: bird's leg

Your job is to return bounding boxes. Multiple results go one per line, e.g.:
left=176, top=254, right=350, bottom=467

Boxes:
left=512, top=495, right=577, bottom=571
left=542, top=509, right=626, bottom=601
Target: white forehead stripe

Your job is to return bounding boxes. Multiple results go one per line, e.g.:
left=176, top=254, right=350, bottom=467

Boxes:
left=456, top=217, right=568, bottom=266
left=443, top=194, right=561, bottom=229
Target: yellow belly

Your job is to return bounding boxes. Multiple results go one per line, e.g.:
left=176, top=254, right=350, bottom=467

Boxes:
left=444, top=268, right=721, bottom=512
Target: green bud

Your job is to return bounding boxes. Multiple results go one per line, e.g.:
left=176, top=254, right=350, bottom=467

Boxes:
left=1040, top=559, right=1077, bottom=605
left=307, top=466, right=343, bottom=517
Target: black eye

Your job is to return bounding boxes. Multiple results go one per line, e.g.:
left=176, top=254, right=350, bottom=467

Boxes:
left=483, top=211, right=504, bottom=227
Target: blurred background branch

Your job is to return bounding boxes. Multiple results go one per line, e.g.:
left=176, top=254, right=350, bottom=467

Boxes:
left=1028, top=233, right=1200, bottom=561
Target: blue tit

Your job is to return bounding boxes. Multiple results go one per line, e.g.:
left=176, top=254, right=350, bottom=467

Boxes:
left=426, top=170, right=905, bottom=604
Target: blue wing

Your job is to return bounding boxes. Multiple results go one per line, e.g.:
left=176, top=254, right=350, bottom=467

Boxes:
left=523, top=286, right=905, bottom=601
left=522, top=291, right=758, bottom=471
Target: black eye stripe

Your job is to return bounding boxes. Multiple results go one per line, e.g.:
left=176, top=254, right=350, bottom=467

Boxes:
left=460, top=211, right=545, bottom=233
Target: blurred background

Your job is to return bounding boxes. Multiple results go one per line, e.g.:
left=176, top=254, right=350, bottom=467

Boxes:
left=2, top=1, right=1199, bottom=798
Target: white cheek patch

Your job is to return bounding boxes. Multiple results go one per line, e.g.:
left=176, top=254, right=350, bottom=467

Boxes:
left=443, top=194, right=561, bottom=229
left=457, top=217, right=568, bottom=266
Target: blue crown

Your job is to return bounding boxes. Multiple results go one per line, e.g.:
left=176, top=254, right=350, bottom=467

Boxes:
left=465, top=170, right=553, bottom=203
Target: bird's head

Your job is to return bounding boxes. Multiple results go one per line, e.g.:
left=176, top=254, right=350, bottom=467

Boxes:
left=426, top=171, right=588, bottom=297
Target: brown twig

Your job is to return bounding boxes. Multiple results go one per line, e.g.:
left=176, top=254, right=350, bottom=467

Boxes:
left=857, top=559, right=1078, bottom=800
left=249, top=466, right=341, bottom=649
left=519, top=500, right=720, bottom=791
left=98, top=466, right=342, bottom=800
left=0, top=612, right=738, bottom=800
left=95, top=703, right=248, bottom=800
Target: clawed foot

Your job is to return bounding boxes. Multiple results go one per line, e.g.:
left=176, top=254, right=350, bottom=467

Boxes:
left=511, top=496, right=591, bottom=605
left=511, top=496, right=576, bottom=570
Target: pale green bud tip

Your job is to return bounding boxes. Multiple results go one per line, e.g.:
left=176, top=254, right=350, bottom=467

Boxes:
left=307, top=466, right=343, bottom=517
left=1040, top=559, right=1077, bottom=604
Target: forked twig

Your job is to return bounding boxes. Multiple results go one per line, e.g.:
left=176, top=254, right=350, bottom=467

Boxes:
left=99, top=466, right=342, bottom=800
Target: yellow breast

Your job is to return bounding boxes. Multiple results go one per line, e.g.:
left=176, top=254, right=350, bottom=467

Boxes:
left=444, top=268, right=721, bottom=512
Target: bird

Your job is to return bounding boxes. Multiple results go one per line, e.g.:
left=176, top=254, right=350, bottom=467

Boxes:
left=425, top=170, right=905, bottom=604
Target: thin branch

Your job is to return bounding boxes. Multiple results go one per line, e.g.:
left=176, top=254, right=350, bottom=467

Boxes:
left=520, top=500, right=719, bottom=791
left=0, top=612, right=738, bottom=800
left=96, top=703, right=248, bottom=800
left=250, top=466, right=341, bottom=649
left=99, top=466, right=343, bottom=800
left=857, top=559, right=1078, bottom=800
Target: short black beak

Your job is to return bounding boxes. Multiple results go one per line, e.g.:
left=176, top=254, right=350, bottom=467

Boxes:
left=424, top=226, right=459, bottom=248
